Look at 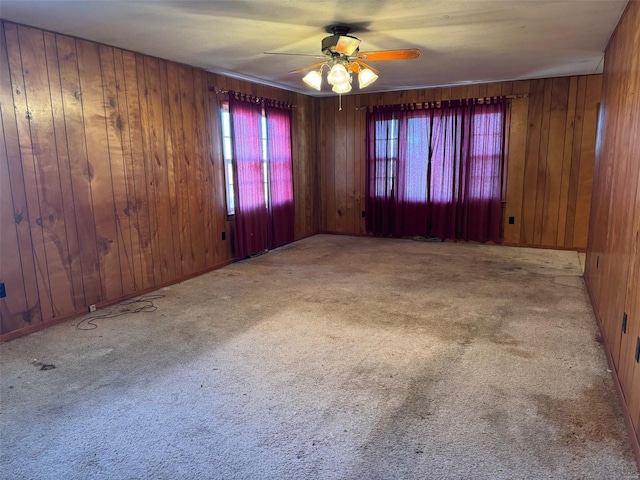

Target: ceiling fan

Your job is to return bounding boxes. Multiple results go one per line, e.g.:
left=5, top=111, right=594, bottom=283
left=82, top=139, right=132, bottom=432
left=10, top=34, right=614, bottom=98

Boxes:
left=266, top=25, right=420, bottom=94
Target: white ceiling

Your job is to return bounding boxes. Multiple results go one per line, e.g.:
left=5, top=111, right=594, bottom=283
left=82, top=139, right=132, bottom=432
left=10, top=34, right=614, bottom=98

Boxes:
left=0, top=0, right=629, bottom=96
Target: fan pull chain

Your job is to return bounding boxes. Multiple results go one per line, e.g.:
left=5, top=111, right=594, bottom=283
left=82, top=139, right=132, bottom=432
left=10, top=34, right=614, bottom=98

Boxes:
left=339, top=93, right=343, bottom=111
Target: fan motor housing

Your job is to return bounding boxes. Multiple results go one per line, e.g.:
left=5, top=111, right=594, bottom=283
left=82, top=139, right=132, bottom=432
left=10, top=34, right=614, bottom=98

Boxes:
left=321, top=34, right=360, bottom=57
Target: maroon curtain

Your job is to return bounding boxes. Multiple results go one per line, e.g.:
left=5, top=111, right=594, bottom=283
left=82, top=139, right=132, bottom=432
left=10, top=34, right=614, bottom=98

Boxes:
left=229, top=97, right=267, bottom=259
left=427, top=106, right=462, bottom=239
left=365, top=107, right=398, bottom=236
left=457, top=102, right=506, bottom=242
left=265, top=105, right=295, bottom=249
left=366, top=100, right=506, bottom=242
left=395, top=110, right=430, bottom=236
left=366, top=105, right=432, bottom=237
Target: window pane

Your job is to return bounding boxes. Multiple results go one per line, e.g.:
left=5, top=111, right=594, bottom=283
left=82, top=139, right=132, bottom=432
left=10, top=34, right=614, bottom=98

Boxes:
left=220, top=104, right=235, bottom=215
left=374, top=119, right=399, bottom=198
left=221, top=111, right=230, bottom=137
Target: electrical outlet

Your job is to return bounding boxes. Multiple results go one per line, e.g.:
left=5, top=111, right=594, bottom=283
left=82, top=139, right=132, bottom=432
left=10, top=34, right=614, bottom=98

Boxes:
left=0, top=282, right=5, bottom=299
left=89, top=304, right=97, bottom=313
left=508, top=216, right=515, bottom=225
left=221, top=231, right=226, bottom=241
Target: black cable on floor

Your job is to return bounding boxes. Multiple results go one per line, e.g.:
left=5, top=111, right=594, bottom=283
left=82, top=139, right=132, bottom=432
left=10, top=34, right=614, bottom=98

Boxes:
left=75, top=294, right=165, bottom=331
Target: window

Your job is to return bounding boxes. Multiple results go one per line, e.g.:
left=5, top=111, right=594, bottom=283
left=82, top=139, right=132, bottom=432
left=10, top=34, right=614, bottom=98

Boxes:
left=222, top=97, right=295, bottom=258
left=467, top=111, right=504, bottom=201
left=374, top=118, right=398, bottom=198
left=366, top=101, right=506, bottom=242
left=220, top=101, right=270, bottom=215
left=220, top=103, right=236, bottom=215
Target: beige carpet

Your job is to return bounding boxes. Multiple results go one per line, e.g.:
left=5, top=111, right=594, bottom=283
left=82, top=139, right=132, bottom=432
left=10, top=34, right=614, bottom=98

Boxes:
left=1, top=234, right=638, bottom=479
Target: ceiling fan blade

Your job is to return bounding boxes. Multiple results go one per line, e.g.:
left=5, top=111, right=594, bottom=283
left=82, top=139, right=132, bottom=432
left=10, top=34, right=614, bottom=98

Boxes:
left=264, top=52, right=326, bottom=59
left=288, top=61, right=326, bottom=74
left=356, top=49, right=421, bottom=61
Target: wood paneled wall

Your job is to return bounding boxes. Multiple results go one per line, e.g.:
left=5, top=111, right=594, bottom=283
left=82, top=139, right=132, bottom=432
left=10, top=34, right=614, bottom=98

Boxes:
left=0, top=21, right=319, bottom=339
left=319, top=75, right=602, bottom=250
left=585, top=0, right=640, bottom=459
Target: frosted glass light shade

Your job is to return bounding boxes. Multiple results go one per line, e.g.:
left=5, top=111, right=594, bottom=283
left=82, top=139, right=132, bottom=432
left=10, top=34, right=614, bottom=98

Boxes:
left=327, top=63, right=349, bottom=85
left=302, top=70, right=322, bottom=90
left=332, top=80, right=352, bottom=94
left=358, top=68, right=378, bottom=89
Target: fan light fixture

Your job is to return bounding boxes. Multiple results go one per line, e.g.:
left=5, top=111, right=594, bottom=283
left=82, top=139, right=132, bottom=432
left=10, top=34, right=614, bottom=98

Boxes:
left=327, top=62, right=353, bottom=93
left=327, top=63, right=350, bottom=85
left=332, top=79, right=352, bottom=94
left=302, top=70, right=323, bottom=91
left=358, top=67, right=379, bottom=89
left=302, top=60, right=377, bottom=94
left=278, top=24, right=420, bottom=99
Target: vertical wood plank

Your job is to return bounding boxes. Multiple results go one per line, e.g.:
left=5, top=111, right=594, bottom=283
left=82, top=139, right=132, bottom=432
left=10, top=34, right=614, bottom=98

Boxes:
left=43, top=31, right=85, bottom=312
left=486, top=83, right=502, bottom=97
left=466, top=84, right=480, bottom=99
left=100, top=45, right=135, bottom=295
left=556, top=76, right=578, bottom=246
left=573, top=75, right=602, bottom=249
left=54, top=34, right=101, bottom=305
left=324, top=99, right=336, bottom=232
left=540, top=77, right=569, bottom=245
left=135, top=53, right=162, bottom=285
left=500, top=82, right=514, bottom=96
left=334, top=99, right=347, bottom=232
left=178, top=64, right=204, bottom=273
left=520, top=79, right=545, bottom=244
left=122, top=51, right=154, bottom=289
left=354, top=96, right=364, bottom=234
left=450, top=86, right=467, bottom=101
left=113, top=49, right=144, bottom=291
left=162, top=60, right=188, bottom=277
left=0, top=23, right=41, bottom=325
left=503, top=96, right=529, bottom=243
left=564, top=76, right=588, bottom=247
left=533, top=78, right=553, bottom=245
left=319, top=98, right=326, bottom=232
left=192, top=68, right=214, bottom=269
left=18, top=25, right=79, bottom=318
left=18, top=25, right=78, bottom=318
left=344, top=94, right=355, bottom=233
left=77, top=39, right=123, bottom=300
left=143, top=56, right=176, bottom=281
left=0, top=97, right=29, bottom=332
left=5, top=24, right=56, bottom=320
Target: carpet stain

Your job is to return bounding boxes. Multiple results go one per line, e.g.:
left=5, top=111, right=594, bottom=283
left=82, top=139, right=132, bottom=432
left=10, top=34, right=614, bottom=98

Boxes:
left=534, top=379, right=626, bottom=457
left=504, top=347, right=534, bottom=358
left=490, top=332, right=521, bottom=346
left=452, top=318, right=522, bottom=352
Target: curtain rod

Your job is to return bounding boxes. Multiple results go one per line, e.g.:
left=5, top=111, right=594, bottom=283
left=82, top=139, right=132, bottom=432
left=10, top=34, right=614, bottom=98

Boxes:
left=353, top=94, right=528, bottom=111
left=210, top=87, right=297, bottom=108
